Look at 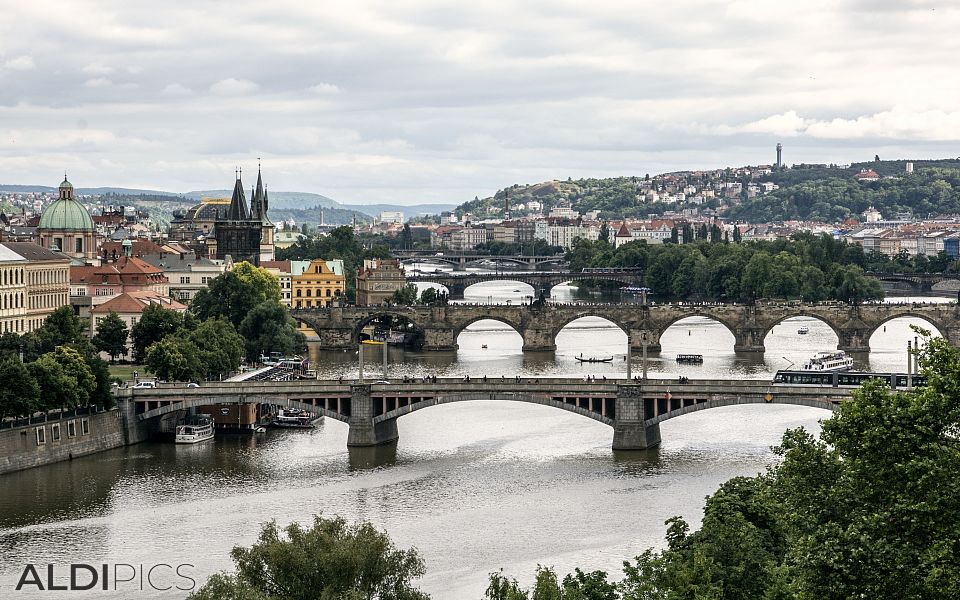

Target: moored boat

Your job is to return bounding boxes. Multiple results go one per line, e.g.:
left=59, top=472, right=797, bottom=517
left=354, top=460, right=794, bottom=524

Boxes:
left=269, top=408, right=316, bottom=429
left=175, top=415, right=215, bottom=444
left=676, top=354, right=704, bottom=364
left=798, top=326, right=809, bottom=335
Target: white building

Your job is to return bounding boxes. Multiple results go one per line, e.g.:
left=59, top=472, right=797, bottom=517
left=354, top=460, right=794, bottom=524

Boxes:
left=534, top=219, right=599, bottom=249
left=379, top=211, right=404, bottom=224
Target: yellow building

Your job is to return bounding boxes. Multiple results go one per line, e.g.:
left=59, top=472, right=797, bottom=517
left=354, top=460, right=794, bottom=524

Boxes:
left=0, top=242, right=71, bottom=333
left=292, top=259, right=345, bottom=309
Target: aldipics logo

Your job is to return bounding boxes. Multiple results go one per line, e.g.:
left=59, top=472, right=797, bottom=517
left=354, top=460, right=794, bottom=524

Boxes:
left=14, top=563, right=197, bottom=593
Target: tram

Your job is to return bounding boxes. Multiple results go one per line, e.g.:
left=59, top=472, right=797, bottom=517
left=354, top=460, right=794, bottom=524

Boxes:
left=773, top=370, right=926, bottom=389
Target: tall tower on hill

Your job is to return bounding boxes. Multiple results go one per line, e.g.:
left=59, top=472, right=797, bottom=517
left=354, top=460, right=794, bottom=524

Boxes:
left=504, top=190, right=510, bottom=220
left=776, top=143, right=783, bottom=168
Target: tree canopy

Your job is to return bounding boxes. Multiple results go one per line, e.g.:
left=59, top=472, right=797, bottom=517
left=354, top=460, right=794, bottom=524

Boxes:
left=188, top=515, right=429, bottom=600
left=92, top=311, right=129, bottom=363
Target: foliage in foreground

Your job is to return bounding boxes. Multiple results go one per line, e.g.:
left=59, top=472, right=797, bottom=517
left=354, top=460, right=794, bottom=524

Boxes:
left=488, top=331, right=960, bottom=599
left=188, top=515, right=429, bottom=600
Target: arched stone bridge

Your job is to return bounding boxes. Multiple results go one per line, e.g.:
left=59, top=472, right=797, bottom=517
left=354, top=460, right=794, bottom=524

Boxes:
left=406, top=270, right=644, bottom=299
left=120, top=378, right=848, bottom=450
left=292, top=302, right=960, bottom=354
left=395, top=251, right=567, bottom=271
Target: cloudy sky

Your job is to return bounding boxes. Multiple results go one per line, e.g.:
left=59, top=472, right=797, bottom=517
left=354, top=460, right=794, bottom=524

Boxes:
left=1, top=0, right=959, bottom=205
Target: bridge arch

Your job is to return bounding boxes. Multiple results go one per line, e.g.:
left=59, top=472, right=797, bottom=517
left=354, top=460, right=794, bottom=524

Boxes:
left=656, top=312, right=739, bottom=352
left=869, top=311, right=947, bottom=338
left=760, top=313, right=843, bottom=345
left=137, top=398, right=351, bottom=424
left=452, top=314, right=525, bottom=340
left=373, top=392, right=614, bottom=427
left=351, top=310, right=427, bottom=345
left=552, top=311, right=630, bottom=339
left=462, top=279, right=536, bottom=300
left=645, top=396, right=838, bottom=426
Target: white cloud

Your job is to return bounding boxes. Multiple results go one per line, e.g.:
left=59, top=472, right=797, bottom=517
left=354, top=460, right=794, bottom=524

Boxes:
left=209, top=78, right=259, bottom=95
left=83, top=77, right=113, bottom=88
left=308, top=82, right=341, bottom=94
left=82, top=62, right=114, bottom=75
left=3, top=55, right=35, bottom=71
left=1, top=1, right=960, bottom=202
left=161, top=83, right=194, bottom=96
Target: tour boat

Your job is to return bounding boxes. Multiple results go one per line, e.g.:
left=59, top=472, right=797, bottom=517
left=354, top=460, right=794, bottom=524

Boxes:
left=798, top=326, right=809, bottom=335
left=801, top=351, right=854, bottom=372
left=269, top=408, right=316, bottom=429
left=175, top=415, right=215, bottom=444
left=575, top=353, right=614, bottom=363
left=676, top=354, right=704, bottom=364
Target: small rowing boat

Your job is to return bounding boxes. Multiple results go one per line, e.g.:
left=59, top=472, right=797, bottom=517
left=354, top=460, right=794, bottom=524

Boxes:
left=575, top=353, right=613, bottom=363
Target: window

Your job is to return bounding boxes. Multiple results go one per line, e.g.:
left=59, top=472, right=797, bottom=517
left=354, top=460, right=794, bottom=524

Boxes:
left=180, top=276, right=190, bottom=284
left=131, top=317, right=138, bottom=326
left=75, top=238, right=83, bottom=253
left=80, top=418, right=90, bottom=435
left=306, top=289, right=312, bottom=297
left=52, top=423, right=61, bottom=441
left=67, top=420, right=76, bottom=438
left=296, top=289, right=301, bottom=297
left=201, top=277, right=209, bottom=284
left=36, top=426, right=46, bottom=445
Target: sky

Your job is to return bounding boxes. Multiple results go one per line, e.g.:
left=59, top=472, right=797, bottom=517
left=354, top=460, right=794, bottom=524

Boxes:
left=2, top=0, right=960, bottom=205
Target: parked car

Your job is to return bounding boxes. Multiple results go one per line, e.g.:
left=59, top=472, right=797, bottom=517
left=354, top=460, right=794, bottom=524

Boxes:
left=185, top=382, right=200, bottom=388
left=131, top=381, right=157, bottom=389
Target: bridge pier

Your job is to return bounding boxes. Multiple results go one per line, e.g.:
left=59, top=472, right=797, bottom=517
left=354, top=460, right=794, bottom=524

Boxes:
left=838, top=327, right=871, bottom=354
left=734, top=327, right=765, bottom=353
left=347, top=385, right=400, bottom=447
left=446, top=283, right=465, bottom=300
left=522, top=327, right=556, bottom=352
left=612, top=387, right=661, bottom=450
left=629, top=329, right=662, bottom=354
left=422, top=326, right=458, bottom=351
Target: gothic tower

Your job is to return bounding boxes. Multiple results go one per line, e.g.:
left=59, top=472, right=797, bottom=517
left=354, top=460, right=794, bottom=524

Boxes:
left=250, top=164, right=275, bottom=262
left=213, top=170, right=263, bottom=265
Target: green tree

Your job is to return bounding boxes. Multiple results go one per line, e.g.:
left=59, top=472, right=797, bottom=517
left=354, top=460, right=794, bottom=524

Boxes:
left=391, top=283, right=419, bottom=305
left=0, top=356, right=40, bottom=419
left=28, top=347, right=96, bottom=410
left=192, top=263, right=282, bottom=328
left=34, top=306, right=87, bottom=355
left=419, top=287, right=438, bottom=305
left=599, top=222, right=610, bottom=243
left=238, top=302, right=305, bottom=362
left=186, top=318, right=245, bottom=378
left=92, top=311, right=129, bottom=363
left=144, top=336, right=204, bottom=382
left=188, top=515, right=429, bottom=600
left=131, top=304, right=187, bottom=363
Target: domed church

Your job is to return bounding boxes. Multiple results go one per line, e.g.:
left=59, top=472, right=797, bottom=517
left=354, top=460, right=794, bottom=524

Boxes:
left=38, top=176, right=97, bottom=261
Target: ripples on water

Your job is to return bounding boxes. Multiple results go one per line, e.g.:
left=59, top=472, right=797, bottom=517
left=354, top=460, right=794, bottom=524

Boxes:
left=0, top=281, right=946, bottom=599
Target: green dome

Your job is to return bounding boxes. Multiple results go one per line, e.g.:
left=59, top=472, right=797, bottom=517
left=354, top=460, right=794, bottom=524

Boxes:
left=38, top=198, right=94, bottom=231
left=59, top=177, right=73, bottom=190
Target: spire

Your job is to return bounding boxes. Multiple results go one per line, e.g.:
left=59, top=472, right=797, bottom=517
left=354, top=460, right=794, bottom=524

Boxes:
left=252, top=162, right=265, bottom=220
left=228, top=172, right=249, bottom=220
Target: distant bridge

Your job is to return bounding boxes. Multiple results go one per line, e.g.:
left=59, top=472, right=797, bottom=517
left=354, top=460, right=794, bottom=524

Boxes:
left=394, top=250, right=567, bottom=271
left=865, top=272, right=960, bottom=293
left=406, top=269, right=643, bottom=299
left=119, top=378, right=848, bottom=450
left=291, top=302, right=960, bottom=354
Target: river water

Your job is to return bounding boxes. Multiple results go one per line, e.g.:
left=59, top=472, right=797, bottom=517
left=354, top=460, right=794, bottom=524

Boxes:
left=0, top=276, right=948, bottom=599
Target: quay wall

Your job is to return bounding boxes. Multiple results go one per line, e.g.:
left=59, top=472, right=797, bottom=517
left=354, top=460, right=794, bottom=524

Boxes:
left=0, top=409, right=127, bottom=476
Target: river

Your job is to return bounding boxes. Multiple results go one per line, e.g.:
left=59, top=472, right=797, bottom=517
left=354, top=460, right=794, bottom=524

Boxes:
left=0, top=279, right=948, bottom=599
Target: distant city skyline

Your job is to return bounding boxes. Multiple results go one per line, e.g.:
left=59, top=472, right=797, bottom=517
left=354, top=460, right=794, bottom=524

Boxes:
left=2, top=1, right=959, bottom=205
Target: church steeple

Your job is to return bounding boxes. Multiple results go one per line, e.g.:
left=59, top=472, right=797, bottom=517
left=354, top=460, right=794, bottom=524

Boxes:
left=228, top=170, right=249, bottom=220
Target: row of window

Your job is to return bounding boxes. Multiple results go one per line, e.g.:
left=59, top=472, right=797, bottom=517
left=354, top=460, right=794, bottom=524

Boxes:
left=1, top=267, right=24, bottom=286
left=35, top=418, right=91, bottom=445
left=31, top=293, right=68, bottom=309
left=295, top=288, right=342, bottom=297
left=28, top=268, right=68, bottom=286
left=178, top=277, right=211, bottom=284
left=1, top=292, right=24, bottom=310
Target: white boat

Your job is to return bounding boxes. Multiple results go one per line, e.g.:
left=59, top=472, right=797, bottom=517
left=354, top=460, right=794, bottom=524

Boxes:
left=270, top=408, right=315, bottom=429
left=801, top=351, right=854, bottom=372
left=797, top=326, right=809, bottom=335
left=175, top=415, right=215, bottom=444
